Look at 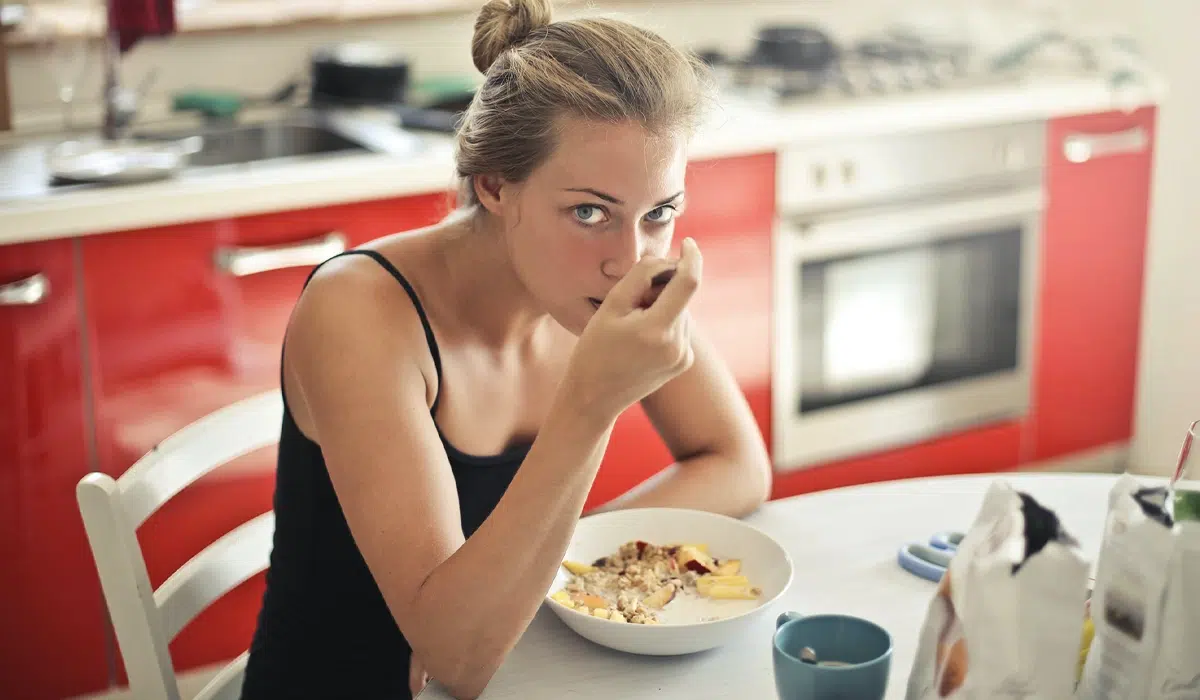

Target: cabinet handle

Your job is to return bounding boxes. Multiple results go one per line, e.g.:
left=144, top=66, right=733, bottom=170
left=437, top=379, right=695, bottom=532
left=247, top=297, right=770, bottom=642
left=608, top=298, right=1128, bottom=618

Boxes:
left=1063, top=126, right=1149, bottom=163
left=214, top=232, right=348, bottom=277
left=0, top=273, right=50, bottom=306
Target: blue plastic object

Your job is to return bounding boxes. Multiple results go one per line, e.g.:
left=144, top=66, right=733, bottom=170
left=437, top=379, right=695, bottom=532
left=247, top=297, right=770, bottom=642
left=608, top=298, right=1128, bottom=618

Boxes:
left=897, top=543, right=952, bottom=582
left=930, top=531, right=964, bottom=551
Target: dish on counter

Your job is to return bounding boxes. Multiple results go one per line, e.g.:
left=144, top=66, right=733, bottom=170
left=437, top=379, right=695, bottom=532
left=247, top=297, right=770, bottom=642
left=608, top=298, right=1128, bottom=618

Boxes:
left=45, top=137, right=203, bottom=185
left=544, top=507, right=793, bottom=656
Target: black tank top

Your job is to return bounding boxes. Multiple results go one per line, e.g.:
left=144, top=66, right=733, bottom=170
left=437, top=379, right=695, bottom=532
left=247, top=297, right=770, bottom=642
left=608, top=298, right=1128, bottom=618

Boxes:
left=240, top=249, right=528, bottom=699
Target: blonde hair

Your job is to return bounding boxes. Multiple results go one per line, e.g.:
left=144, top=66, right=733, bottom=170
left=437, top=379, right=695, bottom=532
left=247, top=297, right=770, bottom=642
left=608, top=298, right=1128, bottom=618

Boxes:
left=454, top=0, right=714, bottom=206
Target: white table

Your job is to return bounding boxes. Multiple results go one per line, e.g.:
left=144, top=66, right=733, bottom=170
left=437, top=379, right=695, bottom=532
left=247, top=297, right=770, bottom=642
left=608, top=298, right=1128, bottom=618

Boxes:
left=418, top=472, right=1138, bottom=700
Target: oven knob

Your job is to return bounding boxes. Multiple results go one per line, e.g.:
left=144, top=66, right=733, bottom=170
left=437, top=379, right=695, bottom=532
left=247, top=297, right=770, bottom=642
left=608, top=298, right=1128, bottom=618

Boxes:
left=841, top=160, right=856, bottom=184
left=812, top=163, right=827, bottom=188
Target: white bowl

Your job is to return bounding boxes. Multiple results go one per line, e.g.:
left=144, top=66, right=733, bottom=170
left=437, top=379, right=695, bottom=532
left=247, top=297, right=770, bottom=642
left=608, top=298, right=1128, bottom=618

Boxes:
left=544, top=507, right=794, bottom=656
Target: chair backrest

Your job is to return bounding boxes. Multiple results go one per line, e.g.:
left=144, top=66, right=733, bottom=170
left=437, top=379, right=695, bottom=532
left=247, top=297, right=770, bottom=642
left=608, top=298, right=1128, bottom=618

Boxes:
left=77, top=389, right=284, bottom=700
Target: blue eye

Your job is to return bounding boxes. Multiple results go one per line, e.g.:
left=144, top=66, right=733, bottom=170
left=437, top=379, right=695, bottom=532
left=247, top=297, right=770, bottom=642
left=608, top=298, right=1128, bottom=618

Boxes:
left=573, top=205, right=607, bottom=225
left=645, top=205, right=677, bottom=223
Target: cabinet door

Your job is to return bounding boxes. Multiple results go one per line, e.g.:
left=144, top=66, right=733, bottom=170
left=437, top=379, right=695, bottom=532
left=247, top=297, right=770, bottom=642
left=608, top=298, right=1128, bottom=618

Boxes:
left=586, top=153, right=777, bottom=508
left=772, top=420, right=1023, bottom=499
left=1029, top=108, right=1156, bottom=461
left=0, top=240, right=105, bottom=700
left=81, top=194, right=449, bottom=679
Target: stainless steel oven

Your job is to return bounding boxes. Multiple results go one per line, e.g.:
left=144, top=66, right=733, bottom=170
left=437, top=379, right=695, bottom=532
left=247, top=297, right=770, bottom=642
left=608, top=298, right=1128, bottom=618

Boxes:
left=772, top=121, right=1046, bottom=470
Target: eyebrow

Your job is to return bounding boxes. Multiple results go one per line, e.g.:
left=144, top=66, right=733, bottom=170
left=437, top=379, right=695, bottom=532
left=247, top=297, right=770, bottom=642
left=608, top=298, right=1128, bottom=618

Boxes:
left=564, top=188, right=685, bottom=208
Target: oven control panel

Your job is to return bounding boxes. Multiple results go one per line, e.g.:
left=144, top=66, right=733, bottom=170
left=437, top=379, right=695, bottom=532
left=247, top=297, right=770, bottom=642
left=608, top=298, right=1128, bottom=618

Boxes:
left=776, top=121, right=1047, bottom=216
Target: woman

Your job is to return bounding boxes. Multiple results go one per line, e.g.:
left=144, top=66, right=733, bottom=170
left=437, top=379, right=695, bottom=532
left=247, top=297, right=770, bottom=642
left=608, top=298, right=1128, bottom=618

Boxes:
left=240, top=0, right=772, bottom=697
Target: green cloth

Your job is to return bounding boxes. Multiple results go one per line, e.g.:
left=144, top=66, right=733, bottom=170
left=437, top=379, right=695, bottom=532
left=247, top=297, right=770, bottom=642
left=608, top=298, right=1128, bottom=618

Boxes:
left=171, top=91, right=244, bottom=119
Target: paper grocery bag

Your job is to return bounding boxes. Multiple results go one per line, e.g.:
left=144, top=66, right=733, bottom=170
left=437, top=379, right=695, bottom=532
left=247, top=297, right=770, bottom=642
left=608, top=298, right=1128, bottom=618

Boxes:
left=905, top=481, right=1091, bottom=699
left=1077, top=474, right=1200, bottom=699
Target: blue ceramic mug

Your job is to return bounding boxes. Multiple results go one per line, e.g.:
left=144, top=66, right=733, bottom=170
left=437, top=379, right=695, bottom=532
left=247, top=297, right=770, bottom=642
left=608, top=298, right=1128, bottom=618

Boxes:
left=772, top=611, right=892, bottom=700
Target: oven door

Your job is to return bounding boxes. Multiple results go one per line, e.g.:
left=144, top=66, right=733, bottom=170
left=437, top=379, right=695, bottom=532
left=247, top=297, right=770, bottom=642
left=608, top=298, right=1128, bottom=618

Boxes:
left=772, top=187, right=1044, bottom=470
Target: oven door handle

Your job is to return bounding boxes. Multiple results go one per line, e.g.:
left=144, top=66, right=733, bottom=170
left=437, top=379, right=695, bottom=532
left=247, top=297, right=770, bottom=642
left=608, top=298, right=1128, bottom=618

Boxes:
left=780, top=188, right=1045, bottom=261
left=1063, top=126, right=1149, bottom=164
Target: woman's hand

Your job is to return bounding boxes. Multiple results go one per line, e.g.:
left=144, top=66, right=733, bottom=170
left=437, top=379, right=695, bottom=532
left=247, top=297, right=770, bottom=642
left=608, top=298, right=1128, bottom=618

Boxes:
left=564, top=237, right=703, bottom=423
left=409, top=655, right=429, bottom=696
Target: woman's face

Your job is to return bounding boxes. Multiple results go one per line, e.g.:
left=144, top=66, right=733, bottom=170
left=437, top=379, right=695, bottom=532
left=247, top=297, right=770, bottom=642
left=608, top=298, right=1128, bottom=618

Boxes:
left=486, top=117, right=689, bottom=335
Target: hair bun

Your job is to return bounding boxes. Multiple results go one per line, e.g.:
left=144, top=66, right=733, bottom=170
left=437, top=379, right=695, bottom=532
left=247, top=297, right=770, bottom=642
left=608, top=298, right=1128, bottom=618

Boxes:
left=471, top=0, right=554, bottom=74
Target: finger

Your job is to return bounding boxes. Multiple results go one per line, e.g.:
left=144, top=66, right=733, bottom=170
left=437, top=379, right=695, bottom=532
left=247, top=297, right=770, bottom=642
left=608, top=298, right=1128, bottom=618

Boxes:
left=645, top=238, right=702, bottom=324
left=602, top=256, right=678, bottom=312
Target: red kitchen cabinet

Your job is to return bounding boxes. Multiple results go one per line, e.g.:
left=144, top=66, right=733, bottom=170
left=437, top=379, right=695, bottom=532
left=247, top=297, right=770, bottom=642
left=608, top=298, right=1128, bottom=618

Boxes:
left=80, top=193, right=449, bottom=683
left=1028, top=107, right=1156, bottom=461
left=771, top=420, right=1024, bottom=499
left=586, top=152, right=777, bottom=508
left=0, top=240, right=107, bottom=699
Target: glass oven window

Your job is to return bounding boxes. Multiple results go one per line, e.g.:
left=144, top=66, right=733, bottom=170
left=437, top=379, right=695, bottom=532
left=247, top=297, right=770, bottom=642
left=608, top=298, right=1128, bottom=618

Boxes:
left=796, top=225, right=1023, bottom=413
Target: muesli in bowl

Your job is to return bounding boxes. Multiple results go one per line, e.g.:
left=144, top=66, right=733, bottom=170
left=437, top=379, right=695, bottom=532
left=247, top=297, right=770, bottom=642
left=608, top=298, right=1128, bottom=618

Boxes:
left=543, top=507, right=792, bottom=656
left=550, top=539, right=762, bottom=624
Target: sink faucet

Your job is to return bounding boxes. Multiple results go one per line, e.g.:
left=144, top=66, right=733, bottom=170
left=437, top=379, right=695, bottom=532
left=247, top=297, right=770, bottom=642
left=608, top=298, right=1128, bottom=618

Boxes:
left=100, top=25, right=157, bottom=140
left=101, top=32, right=128, bottom=139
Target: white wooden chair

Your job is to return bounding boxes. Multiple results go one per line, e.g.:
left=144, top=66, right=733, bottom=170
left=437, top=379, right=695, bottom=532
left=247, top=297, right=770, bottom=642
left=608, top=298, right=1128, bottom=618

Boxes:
left=77, top=390, right=284, bottom=700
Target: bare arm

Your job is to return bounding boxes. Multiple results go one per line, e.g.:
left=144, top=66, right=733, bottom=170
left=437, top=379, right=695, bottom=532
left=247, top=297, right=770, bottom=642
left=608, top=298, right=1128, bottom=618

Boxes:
left=589, top=329, right=773, bottom=518
left=285, top=265, right=614, bottom=699
left=284, top=248, right=697, bottom=699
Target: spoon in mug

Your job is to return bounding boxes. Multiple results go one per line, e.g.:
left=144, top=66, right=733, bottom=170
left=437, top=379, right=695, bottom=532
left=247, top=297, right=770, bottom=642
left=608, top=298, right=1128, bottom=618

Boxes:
left=800, top=647, right=819, bottom=665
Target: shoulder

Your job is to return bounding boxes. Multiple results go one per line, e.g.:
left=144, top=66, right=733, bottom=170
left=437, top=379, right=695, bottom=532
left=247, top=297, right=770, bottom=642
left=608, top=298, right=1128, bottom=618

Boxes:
left=285, top=247, right=440, bottom=410
left=295, top=250, right=424, bottom=339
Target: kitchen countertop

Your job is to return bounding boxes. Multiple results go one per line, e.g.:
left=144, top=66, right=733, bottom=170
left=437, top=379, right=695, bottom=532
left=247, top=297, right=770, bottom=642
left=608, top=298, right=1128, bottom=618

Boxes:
left=416, top=472, right=1132, bottom=700
left=0, top=72, right=1165, bottom=247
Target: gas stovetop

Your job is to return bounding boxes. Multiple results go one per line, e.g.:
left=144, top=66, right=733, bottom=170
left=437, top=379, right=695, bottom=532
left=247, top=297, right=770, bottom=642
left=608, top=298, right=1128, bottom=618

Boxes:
left=703, top=32, right=1012, bottom=103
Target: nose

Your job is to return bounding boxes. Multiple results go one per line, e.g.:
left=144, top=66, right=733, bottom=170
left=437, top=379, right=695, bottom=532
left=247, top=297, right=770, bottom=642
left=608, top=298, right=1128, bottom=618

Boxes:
left=600, top=224, right=645, bottom=280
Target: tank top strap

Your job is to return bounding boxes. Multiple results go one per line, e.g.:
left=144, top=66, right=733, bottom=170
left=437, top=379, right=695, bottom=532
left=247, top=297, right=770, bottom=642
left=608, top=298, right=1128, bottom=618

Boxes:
left=303, top=249, right=445, bottom=412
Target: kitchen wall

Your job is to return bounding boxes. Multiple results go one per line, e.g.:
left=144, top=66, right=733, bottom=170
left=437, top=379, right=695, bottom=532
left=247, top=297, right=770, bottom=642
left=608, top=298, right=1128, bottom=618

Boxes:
left=8, top=0, right=908, bottom=130
left=6, top=0, right=1096, bottom=129
left=7, top=0, right=1195, bottom=473
left=1083, top=0, right=1200, bottom=477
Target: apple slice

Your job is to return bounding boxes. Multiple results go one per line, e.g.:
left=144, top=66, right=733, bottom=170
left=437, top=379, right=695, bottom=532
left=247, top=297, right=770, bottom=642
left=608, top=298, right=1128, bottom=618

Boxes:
left=562, top=560, right=597, bottom=576
left=676, top=545, right=715, bottom=574
left=570, top=592, right=610, bottom=610
left=550, top=590, right=572, bottom=606
left=696, top=574, right=750, bottom=596
left=642, top=583, right=677, bottom=610
left=705, top=584, right=761, bottom=600
left=714, top=559, right=742, bottom=576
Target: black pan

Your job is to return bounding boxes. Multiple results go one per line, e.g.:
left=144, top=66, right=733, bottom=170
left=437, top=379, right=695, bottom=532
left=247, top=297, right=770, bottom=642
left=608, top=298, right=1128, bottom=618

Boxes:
left=310, top=42, right=411, bottom=106
left=753, top=25, right=838, bottom=72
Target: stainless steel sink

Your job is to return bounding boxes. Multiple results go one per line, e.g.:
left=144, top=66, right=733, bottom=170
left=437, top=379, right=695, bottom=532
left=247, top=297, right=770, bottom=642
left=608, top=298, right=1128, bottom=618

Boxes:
left=134, top=120, right=370, bottom=167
